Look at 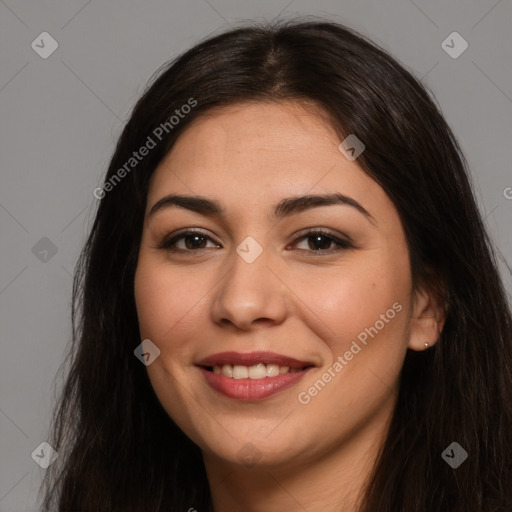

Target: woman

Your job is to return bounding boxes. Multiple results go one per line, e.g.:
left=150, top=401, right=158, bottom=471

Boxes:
left=40, top=18, right=512, bottom=512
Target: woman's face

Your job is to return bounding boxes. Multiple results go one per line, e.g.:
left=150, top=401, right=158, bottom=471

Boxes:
left=134, top=100, right=430, bottom=470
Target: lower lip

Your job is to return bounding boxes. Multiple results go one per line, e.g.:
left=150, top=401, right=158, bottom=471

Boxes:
left=198, top=367, right=313, bottom=400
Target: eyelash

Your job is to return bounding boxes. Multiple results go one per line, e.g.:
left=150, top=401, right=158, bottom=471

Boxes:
left=156, top=228, right=354, bottom=255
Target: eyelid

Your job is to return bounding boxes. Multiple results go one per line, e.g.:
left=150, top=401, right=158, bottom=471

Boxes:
left=288, top=228, right=354, bottom=253
left=156, top=227, right=221, bottom=251
left=291, top=227, right=354, bottom=245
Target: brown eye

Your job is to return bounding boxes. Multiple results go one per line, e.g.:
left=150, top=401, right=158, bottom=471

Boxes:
left=158, top=230, right=221, bottom=252
left=306, top=234, right=335, bottom=251
left=183, top=234, right=208, bottom=250
left=291, top=230, right=353, bottom=253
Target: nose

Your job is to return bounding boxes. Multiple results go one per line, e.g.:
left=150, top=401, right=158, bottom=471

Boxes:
left=210, top=248, right=288, bottom=331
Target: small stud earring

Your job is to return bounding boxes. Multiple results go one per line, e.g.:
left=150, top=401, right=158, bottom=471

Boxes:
left=424, top=342, right=429, bottom=349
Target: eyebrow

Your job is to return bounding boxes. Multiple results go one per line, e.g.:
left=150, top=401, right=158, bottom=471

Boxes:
left=148, top=193, right=376, bottom=225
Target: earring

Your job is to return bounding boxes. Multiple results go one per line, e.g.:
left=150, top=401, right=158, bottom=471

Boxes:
left=424, top=342, right=429, bottom=349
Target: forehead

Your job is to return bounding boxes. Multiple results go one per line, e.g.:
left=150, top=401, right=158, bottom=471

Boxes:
left=146, top=101, right=390, bottom=223
left=175, top=100, right=337, bottom=152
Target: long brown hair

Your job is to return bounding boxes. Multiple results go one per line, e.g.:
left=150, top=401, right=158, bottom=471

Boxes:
left=40, top=18, right=512, bottom=511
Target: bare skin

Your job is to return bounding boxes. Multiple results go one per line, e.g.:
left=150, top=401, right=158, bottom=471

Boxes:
left=134, top=100, right=445, bottom=512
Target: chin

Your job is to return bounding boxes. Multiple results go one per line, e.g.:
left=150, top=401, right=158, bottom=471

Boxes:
left=198, top=427, right=309, bottom=467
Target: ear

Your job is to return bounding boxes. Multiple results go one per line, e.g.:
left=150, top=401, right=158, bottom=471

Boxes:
left=408, top=284, right=446, bottom=351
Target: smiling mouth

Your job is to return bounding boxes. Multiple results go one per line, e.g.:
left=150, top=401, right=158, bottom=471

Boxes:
left=195, top=351, right=317, bottom=399
left=203, top=363, right=315, bottom=379
left=198, top=364, right=315, bottom=400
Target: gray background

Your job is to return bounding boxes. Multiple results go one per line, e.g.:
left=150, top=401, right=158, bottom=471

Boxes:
left=0, top=0, right=511, bottom=510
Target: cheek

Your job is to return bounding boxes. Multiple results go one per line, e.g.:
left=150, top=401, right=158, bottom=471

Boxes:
left=294, top=253, right=411, bottom=355
left=134, top=257, right=203, bottom=343
left=294, top=258, right=410, bottom=429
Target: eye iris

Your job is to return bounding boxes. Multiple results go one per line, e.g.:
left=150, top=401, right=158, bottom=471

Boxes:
left=185, top=234, right=207, bottom=249
left=308, top=235, right=331, bottom=251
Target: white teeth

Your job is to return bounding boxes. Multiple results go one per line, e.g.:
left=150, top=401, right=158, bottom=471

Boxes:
left=232, top=365, right=249, bottom=379
left=221, top=364, right=233, bottom=378
left=212, top=363, right=305, bottom=379
left=248, top=363, right=267, bottom=379
left=266, top=364, right=280, bottom=377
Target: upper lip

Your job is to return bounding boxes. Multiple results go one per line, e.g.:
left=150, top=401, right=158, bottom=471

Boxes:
left=195, top=351, right=316, bottom=370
